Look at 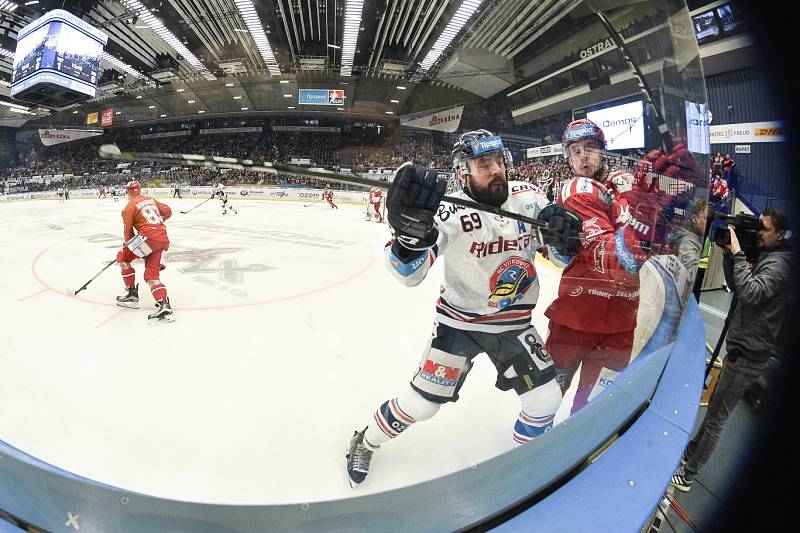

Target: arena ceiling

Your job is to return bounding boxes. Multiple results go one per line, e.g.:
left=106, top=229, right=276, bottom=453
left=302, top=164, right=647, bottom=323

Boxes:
left=0, top=0, right=638, bottom=127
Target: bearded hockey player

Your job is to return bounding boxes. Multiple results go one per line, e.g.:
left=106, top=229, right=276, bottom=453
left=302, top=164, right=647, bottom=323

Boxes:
left=345, top=130, right=581, bottom=486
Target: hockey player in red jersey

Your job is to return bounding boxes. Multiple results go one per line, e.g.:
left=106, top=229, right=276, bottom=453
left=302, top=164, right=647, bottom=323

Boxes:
left=323, top=185, right=338, bottom=209
left=115, top=180, right=175, bottom=324
left=366, top=186, right=383, bottom=222
left=543, top=119, right=650, bottom=414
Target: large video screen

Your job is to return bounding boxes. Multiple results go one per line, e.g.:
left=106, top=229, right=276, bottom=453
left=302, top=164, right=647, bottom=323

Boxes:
left=586, top=100, right=644, bottom=150
left=11, top=10, right=107, bottom=98
left=685, top=101, right=711, bottom=155
left=692, top=10, right=719, bottom=41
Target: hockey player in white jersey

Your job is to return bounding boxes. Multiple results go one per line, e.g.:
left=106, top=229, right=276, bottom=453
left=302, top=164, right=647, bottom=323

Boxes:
left=212, top=182, right=238, bottom=215
left=346, top=130, right=582, bottom=486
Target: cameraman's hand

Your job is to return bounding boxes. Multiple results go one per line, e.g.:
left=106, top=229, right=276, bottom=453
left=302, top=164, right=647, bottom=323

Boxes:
left=726, top=226, right=742, bottom=255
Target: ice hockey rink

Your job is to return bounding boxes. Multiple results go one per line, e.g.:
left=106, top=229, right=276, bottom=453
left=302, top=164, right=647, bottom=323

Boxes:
left=0, top=194, right=576, bottom=505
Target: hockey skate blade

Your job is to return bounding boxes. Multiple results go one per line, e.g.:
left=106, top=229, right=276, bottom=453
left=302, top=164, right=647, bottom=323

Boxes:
left=148, top=314, right=175, bottom=326
left=116, top=301, right=139, bottom=309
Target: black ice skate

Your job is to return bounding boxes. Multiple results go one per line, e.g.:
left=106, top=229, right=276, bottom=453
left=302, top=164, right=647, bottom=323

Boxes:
left=346, top=427, right=377, bottom=487
left=116, top=284, right=139, bottom=308
left=148, top=298, right=175, bottom=325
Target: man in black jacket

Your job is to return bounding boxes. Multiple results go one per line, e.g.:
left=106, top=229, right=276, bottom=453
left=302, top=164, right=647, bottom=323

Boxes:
left=671, top=207, right=793, bottom=492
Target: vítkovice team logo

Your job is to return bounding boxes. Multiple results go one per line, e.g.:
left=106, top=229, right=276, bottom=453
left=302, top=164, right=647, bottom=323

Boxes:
left=488, top=257, right=535, bottom=309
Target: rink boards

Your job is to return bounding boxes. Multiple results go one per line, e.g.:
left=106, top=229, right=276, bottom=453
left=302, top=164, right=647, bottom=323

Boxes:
left=0, top=186, right=374, bottom=204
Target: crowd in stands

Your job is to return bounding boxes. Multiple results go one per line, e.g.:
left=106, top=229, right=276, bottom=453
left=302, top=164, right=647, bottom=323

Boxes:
left=351, top=135, right=449, bottom=171
left=514, top=157, right=572, bottom=185
left=251, top=132, right=343, bottom=167
left=1, top=126, right=666, bottom=198
left=180, top=133, right=262, bottom=160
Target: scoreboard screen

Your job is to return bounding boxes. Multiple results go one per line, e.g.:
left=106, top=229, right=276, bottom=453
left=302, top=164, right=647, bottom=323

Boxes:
left=11, top=9, right=108, bottom=99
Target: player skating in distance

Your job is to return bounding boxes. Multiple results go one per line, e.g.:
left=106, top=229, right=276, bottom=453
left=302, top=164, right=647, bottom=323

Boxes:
left=323, top=185, right=338, bottom=209
left=346, top=130, right=582, bottom=486
left=365, top=186, right=383, bottom=222
left=115, top=180, right=175, bottom=324
left=212, top=182, right=238, bottom=215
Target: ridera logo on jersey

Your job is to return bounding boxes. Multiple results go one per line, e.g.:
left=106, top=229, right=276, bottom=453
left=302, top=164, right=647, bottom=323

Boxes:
left=488, top=257, right=535, bottom=310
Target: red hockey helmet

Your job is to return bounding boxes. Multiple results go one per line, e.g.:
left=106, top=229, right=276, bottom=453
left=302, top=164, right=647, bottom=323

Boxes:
left=125, top=180, right=141, bottom=192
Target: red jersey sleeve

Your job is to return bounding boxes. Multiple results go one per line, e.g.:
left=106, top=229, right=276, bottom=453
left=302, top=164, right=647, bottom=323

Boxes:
left=121, top=202, right=137, bottom=241
left=156, top=200, right=172, bottom=221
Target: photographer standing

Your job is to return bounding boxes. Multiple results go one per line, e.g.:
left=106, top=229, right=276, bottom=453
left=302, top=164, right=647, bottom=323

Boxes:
left=671, top=207, right=793, bottom=492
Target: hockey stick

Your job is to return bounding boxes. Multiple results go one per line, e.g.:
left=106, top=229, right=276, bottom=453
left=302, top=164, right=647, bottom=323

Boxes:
left=303, top=197, right=324, bottom=208
left=587, top=2, right=673, bottom=153
left=98, top=145, right=549, bottom=228
left=73, top=259, right=117, bottom=295
left=180, top=197, right=212, bottom=214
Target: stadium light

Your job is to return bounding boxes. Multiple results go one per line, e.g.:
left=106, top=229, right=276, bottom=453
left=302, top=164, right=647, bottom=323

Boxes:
left=234, top=0, right=281, bottom=75
left=397, top=86, right=406, bottom=90
left=0, top=1, right=18, bottom=12
left=136, top=95, right=142, bottom=99
left=414, top=0, right=483, bottom=79
left=233, top=96, right=242, bottom=100
left=340, top=0, right=364, bottom=77
left=0, top=100, right=30, bottom=112
left=188, top=100, right=195, bottom=104
left=241, top=107, right=248, bottom=110
left=120, top=0, right=216, bottom=80
left=198, top=110, right=206, bottom=113
left=279, top=80, right=290, bottom=84
left=101, top=53, right=147, bottom=80
left=148, top=105, right=155, bottom=109
left=390, top=99, right=399, bottom=103
left=287, top=106, right=295, bottom=109
left=225, top=83, right=235, bottom=87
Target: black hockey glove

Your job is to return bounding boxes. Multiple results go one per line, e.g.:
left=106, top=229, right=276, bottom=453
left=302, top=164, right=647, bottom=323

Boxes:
left=387, top=163, right=447, bottom=251
left=537, top=203, right=583, bottom=257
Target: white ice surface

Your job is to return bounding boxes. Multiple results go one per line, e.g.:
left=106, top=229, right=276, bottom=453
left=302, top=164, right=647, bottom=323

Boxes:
left=0, top=197, right=575, bottom=504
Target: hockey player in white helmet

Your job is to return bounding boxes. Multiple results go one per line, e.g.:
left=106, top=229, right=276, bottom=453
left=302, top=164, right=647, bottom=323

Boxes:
left=212, top=182, right=237, bottom=215
left=345, top=129, right=582, bottom=486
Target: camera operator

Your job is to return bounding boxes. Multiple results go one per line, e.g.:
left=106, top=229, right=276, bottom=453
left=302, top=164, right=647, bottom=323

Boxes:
left=671, top=207, right=793, bottom=492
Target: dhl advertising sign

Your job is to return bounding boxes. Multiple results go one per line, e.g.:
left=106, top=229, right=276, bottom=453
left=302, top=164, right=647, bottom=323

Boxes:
left=710, top=121, right=788, bottom=143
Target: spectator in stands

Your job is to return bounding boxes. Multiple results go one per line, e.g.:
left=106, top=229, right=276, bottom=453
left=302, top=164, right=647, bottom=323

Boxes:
left=711, top=173, right=730, bottom=204
left=671, top=207, right=793, bottom=492
left=712, top=152, right=724, bottom=178
left=722, top=153, right=736, bottom=187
